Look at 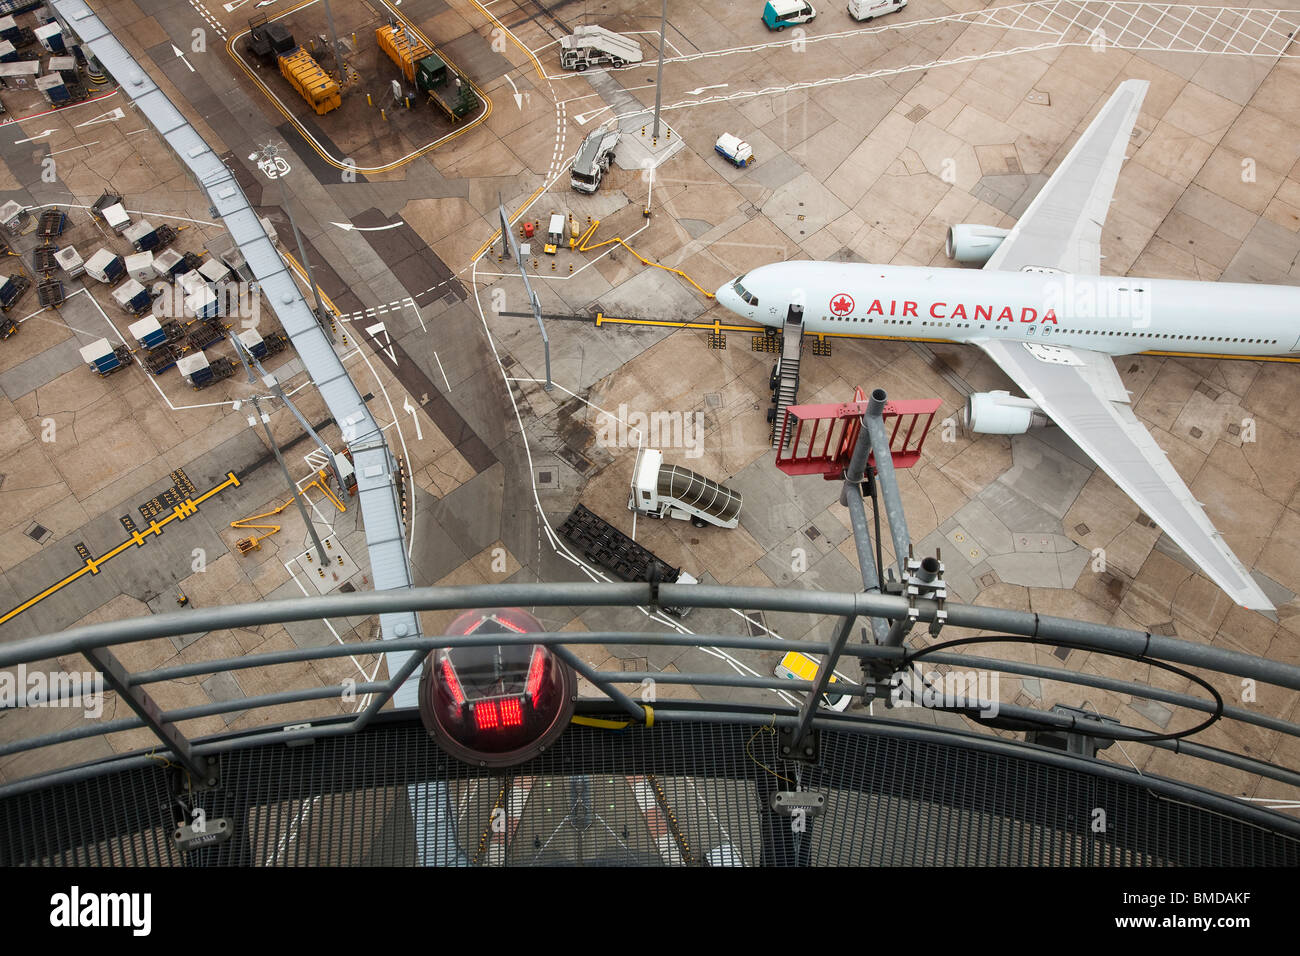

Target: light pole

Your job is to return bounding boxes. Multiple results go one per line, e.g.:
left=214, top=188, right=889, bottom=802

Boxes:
left=652, top=0, right=667, bottom=139
left=249, top=143, right=332, bottom=336
left=250, top=395, right=330, bottom=565
left=321, top=0, right=345, bottom=81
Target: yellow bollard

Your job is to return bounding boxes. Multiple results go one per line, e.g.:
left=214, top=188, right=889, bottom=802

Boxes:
left=551, top=260, right=555, bottom=271
left=641, top=125, right=646, bottom=136
left=405, top=96, right=410, bottom=109
left=366, top=92, right=372, bottom=106
left=568, top=263, right=573, bottom=274
left=381, top=108, right=387, bottom=121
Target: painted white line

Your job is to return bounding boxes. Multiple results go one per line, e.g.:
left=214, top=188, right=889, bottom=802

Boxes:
left=48, top=141, right=97, bottom=156
left=432, top=350, right=451, bottom=391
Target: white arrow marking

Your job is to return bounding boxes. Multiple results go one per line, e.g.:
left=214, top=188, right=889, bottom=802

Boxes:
left=330, top=220, right=404, bottom=232
left=14, top=129, right=57, bottom=144
left=402, top=397, right=423, bottom=440
left=223, top=0, right=254, bottom=10
left=75, top=107, right=125, bottom=128
left=171, top=44, right=195, bottom=72
left=503, top=74, right=523, bottom=110
left=365, top=321, right=397, bottom=364
left=686, top=83, right=728, bottom=95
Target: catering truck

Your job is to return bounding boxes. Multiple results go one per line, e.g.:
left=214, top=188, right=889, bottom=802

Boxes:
left=571, top=123, right=621, bottom=193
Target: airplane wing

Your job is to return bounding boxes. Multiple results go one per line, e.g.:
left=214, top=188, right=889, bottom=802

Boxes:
left=973, top=338, right=1274, bottom=613
left=983, top=79, right=1149, bottom=275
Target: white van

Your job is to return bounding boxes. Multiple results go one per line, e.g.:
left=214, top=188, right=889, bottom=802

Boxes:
left=763, top=1, right=816, bottom=30
left=847, top=0, right=905, bottom=21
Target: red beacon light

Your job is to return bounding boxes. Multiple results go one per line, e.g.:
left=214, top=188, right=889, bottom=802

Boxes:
left=418, top=608, right=577, bottom=768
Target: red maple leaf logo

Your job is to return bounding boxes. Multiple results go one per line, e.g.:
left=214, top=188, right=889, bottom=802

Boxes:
left=830, top=294, right=854, bottom=316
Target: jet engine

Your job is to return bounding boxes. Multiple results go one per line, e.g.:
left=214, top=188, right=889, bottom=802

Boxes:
left=962, top=391, right=1051, bottom=435
left=946, top=224, right=1011, bottom=265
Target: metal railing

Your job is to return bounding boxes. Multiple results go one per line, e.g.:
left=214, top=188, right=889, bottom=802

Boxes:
left=3, top=390, right=1298, bottom=855
left=3, top=579, right=1299, bottom=810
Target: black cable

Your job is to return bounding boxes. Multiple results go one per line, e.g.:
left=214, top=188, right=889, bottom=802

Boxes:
left=892, top=633, right=1225, bottom=744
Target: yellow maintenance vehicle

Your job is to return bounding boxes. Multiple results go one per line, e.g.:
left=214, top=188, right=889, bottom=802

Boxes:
left=376, top=22, right=477, bottom=121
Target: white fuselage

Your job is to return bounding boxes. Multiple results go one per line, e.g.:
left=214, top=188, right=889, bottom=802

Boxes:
left=715, top=262, right=1300, bottom=356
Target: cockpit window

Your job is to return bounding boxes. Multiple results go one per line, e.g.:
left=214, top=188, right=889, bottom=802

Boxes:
left=732, top=279, right=759, bottom=306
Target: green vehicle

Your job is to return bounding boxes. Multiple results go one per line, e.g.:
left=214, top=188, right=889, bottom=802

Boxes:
left=415, top=53, right=477, bottom=121
left=762, top=0, right=816, bottom=29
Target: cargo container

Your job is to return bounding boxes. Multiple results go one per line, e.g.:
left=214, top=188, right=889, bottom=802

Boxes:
left=375, top=22, right=428, bottom=84
left=0, top=199, right=26, bottom=233
left=0, top=60, right=40, bottom=90
left=128, top=315, right=168, bottom=350
left=35, top=71, right=67, bottom=104
left=33, top=22, right=64, bottom=54
left=54, top=245, right=83, bottom=279
left=79, top=338, right=130, bottom=376
left=85, top=248, right=124, bottom=283
left=152, top=248, right=186, bottom=280
left=112, top=278, right=152, bottom=315
left=125, top=251, right=154, bottom=283
left=278, top=46, right=340, bottom=115
left=238, top=328, right=268, bottom=361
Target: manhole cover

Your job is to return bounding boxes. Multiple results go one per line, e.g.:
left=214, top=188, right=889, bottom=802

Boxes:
left=25, top=521, right=51, bottom=544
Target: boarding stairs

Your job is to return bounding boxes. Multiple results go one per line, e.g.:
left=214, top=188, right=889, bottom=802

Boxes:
left=770, top=304, right=805, bottom=447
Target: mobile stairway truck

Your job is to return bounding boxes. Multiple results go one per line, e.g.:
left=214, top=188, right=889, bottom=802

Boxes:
left=628, top=448, right=743, bottom=529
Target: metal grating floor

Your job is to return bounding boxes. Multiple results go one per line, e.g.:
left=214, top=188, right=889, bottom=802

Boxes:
left=2, top=714, right=1296, bottom=866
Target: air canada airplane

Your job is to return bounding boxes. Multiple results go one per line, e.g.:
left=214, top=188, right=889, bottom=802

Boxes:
left=715, top=79, right=1296, bottom=614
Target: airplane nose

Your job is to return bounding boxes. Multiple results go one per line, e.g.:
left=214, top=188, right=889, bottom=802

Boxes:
left=715, top=280, right=739, bottom=312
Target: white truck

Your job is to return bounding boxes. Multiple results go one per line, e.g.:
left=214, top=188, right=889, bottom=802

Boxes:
left=559, top=25, right=644, bottom=71
left=543, top=213, right=566, bottom=254
left=571, top=123, right=621, bottom=193
left=628, top=448, right=743, bottom=529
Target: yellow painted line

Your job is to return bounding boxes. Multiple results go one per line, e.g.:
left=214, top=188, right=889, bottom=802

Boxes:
left=0, top=473, right=240, bottom=628
left=282, top=250, right=344, bottom=317
left=467, top=0, right=547, bottom=81
left=223, top=0, right=493, bottom=173
left=470, top=182, right=552, bottom=265
left=1141, top=350, right=1300, bottom=363
left=586, top=317, right=1300, bottom=362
